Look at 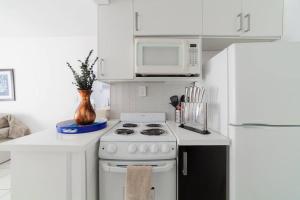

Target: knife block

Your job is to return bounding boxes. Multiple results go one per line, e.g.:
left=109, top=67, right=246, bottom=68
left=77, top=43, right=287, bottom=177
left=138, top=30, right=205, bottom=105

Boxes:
left=181, top=102, right=208, bottom=131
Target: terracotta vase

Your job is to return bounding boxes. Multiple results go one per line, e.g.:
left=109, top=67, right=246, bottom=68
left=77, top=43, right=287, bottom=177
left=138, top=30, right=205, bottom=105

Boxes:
left=74, top=90, right=96, bottom=125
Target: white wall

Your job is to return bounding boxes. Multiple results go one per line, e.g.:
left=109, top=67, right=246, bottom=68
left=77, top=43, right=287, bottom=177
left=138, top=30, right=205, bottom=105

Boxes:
left=283, top=0, right=300, bottom=41
left=0, top=0, right=98, bottom=132
left=109, top=82, right=192, bottom=121
left=0, top=0, right=97, bottom=37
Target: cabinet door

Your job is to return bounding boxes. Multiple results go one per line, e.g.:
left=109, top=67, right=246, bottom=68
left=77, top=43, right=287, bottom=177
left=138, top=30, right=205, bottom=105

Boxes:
left=242, top=0, right=283, bottom=37
left=86, top=141, right=99, bottom=200
left=98, top=0, right=134, bottom=80
left=133, top=0, right=202, bottom=35
left=203, top=0, right=242, bottom=36
left=178, top=146, right=227, bottom=200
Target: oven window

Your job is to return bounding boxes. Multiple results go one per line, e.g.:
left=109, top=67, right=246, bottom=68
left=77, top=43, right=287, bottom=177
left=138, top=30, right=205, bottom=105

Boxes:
left=142, top=46, right=179, bottom=66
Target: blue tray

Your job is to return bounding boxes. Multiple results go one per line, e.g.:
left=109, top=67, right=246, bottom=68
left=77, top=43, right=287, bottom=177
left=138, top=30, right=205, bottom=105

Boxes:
left=56, top=119, right=107, bottom=134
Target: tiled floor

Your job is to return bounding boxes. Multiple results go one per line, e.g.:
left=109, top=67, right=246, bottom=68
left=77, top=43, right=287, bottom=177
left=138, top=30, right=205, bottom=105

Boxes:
left=0, top=161, right=11, bottom=200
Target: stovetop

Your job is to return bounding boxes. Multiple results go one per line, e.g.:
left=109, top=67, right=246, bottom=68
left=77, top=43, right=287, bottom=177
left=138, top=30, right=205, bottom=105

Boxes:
left=100, top=122, right=176, bottom=142
left=99, top=113, right=177, bottom=160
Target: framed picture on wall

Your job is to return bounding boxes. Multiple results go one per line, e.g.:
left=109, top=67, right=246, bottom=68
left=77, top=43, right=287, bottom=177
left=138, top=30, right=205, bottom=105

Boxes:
left=0, top=69, right=15, bottom=101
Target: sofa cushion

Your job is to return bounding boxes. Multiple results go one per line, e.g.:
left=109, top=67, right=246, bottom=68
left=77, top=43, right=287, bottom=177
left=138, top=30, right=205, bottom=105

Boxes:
left=0, top=114, right=9, bottom=129
left=0, top=138, right=11, bottom=143
left=7, top=115, right=30, bottom=139
left=0, top=127, right=9, bottom=139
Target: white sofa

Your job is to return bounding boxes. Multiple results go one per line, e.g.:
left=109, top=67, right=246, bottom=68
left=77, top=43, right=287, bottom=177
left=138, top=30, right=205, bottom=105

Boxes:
left=0, top=114, right=11, bottom=163
left=0, top=139, right=10, bottom=163
left=0, top=114, right=30, bottom=164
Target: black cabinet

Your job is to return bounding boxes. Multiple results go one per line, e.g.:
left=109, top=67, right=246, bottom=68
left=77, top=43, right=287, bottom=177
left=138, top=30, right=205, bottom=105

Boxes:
left=178, top=146, right=228, bottom=200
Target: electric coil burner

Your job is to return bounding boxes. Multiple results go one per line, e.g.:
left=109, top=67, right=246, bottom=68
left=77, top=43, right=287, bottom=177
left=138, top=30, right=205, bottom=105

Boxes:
left=146, top=124, right=162, bottom=128
left=123, top=123, right=138, bottom=128
left=141, top=128, right=165, bottom=136
left=115, top=129, right=134, bottom=135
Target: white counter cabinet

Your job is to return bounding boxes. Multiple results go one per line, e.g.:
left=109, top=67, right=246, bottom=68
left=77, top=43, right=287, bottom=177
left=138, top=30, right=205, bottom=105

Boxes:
left=0, top=120, right=119, bottom=200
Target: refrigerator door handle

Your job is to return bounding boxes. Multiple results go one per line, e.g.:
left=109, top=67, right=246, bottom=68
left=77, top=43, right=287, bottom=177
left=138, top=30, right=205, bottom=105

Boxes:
left=230, top=123, right=300, bottom=127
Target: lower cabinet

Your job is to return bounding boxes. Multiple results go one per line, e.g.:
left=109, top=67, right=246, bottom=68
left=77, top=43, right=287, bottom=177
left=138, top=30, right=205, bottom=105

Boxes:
left=10, top=141, right=99, bottom=200
left=178, top=146, right=228, bottom=200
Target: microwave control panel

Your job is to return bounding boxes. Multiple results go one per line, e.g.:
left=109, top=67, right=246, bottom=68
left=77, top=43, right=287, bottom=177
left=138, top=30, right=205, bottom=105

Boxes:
left=189, top=43, right=199, bottom=66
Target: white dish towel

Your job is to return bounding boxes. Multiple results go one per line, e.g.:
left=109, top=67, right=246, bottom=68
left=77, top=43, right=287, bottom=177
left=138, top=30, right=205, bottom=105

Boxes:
left=125, top=165, right=153, bottom=200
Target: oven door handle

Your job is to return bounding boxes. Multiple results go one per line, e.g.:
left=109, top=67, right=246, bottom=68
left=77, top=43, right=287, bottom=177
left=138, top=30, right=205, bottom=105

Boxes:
left=101, top=162, right=174, bottom=173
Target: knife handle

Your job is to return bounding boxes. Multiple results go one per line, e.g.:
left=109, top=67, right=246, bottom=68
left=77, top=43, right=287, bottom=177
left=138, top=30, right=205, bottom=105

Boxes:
left=195, top=87, right=200, bottom=102
left=189, top=86, right=193, bottom=102
left=185, top=87, right=189, bottom=102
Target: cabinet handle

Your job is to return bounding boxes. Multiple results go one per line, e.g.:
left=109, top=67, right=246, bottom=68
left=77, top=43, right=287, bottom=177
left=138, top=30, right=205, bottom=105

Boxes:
left=244, top=14, right=251, bottom=32
left=182, top=152, right=188, bottom=176
left=237, top=13, right=243, bottom=32
left=135, top=12, right=139, bottom=31
left=99, top=58, right=104, bottom=76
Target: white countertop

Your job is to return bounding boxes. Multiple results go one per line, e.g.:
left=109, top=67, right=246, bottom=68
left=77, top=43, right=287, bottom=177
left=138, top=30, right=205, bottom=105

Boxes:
left=0, top=120, right=119, bottom=152
left=167, top=121, right=230, bottom=146
left=0, top=120, right=229, bottom=152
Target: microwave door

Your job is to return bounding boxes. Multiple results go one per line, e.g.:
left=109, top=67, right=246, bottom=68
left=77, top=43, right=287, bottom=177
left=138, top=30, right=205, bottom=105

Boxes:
left=135, top=41, right=185, bottom=75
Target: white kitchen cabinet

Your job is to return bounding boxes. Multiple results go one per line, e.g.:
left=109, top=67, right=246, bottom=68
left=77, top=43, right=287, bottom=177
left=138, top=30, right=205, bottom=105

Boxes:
left=98, top=0, right=134, bottom=80
left=133, top=0, right=203, bottom=36
left=242, top=0, right=283, bottom=37
left=10, top=142, right=99, bottom=200
left=203, top=0, right=242, bottom=36
left=203, top=0, right=283, bottom=38
left=86, top=142, right=99, bottom=200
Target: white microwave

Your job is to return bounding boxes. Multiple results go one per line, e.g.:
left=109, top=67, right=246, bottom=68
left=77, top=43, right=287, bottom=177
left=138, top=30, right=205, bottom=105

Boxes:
left=135, top=38, right=201, bottom=76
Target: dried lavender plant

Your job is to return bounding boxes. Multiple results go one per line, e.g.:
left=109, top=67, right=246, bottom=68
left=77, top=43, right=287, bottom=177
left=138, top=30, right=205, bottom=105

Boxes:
left=67, top=50, right=98, bottom=90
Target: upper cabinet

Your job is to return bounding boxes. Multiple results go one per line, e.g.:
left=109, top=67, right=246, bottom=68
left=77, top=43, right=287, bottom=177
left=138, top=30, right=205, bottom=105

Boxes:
left=96, top=0, right=284, bottom=80
left=242, top=0, right=283, bottom=37
left=203, top=0, right=283, bottom=38
left=133, top=0, right=203, bottom=36
left=203, top=0, right=242, bottom=36
left=98, top=0, right=134, bottom=80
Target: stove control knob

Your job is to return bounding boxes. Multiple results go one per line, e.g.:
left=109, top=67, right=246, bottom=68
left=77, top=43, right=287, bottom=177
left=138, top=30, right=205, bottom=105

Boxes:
left=106, top=144, right=117, bottom=154
left=139, top=144, right=148, bottom=153
left=150, top=144, right=159, bottom=153
left=161, top=144, right=170, bottom=153
left=128, top=144, right=137, bottom=153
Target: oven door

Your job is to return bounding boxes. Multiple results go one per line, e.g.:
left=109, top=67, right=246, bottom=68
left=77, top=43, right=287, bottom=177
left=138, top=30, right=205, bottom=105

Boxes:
left=99, top=160, right=176, bottom=200
left=135, top=39, right=188, bottom=75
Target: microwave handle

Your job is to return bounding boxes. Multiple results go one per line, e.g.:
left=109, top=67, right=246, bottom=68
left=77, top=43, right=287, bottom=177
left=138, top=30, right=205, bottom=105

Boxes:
left=98, top=58, right=104, bottom=76
left=135, top=12, right=139, bottom=32
left=101, top=162, right=174, bottom=173
left=184, top=41, right=190, bottom=69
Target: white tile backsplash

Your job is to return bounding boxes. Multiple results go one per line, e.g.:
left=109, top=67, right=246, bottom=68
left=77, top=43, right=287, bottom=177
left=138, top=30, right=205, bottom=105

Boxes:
left=109, top=82, right=193, bottom=120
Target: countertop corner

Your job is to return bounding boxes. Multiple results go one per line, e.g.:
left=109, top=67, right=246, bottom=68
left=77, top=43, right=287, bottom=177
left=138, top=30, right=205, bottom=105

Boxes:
left=166, top=121, right=230, bottom=146
left=0, top=120, right=120, bottom=152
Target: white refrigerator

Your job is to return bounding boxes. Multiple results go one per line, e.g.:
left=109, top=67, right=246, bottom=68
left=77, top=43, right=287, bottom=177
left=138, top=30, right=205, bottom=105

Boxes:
left=204, top=42, right=300, bottom=200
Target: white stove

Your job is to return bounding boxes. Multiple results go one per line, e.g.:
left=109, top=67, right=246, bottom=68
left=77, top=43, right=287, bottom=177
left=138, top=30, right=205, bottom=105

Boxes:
left=99, top=113, right=177, bottom=160
left=99, top=113, right=176, bottom=200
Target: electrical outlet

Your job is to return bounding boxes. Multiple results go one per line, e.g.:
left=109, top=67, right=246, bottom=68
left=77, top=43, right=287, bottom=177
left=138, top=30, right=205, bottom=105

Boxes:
left=138, top=86, right=147, bottom=97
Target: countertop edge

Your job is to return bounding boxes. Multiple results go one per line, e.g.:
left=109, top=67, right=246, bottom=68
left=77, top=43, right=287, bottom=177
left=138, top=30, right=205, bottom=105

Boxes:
left=166, top=121, right=230, bottom=146
left=0, top=120, right=120, bottom=152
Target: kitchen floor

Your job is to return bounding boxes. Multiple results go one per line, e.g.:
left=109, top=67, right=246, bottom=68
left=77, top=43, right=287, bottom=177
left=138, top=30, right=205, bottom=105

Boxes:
left=0, top=161, right=11, bottom=200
